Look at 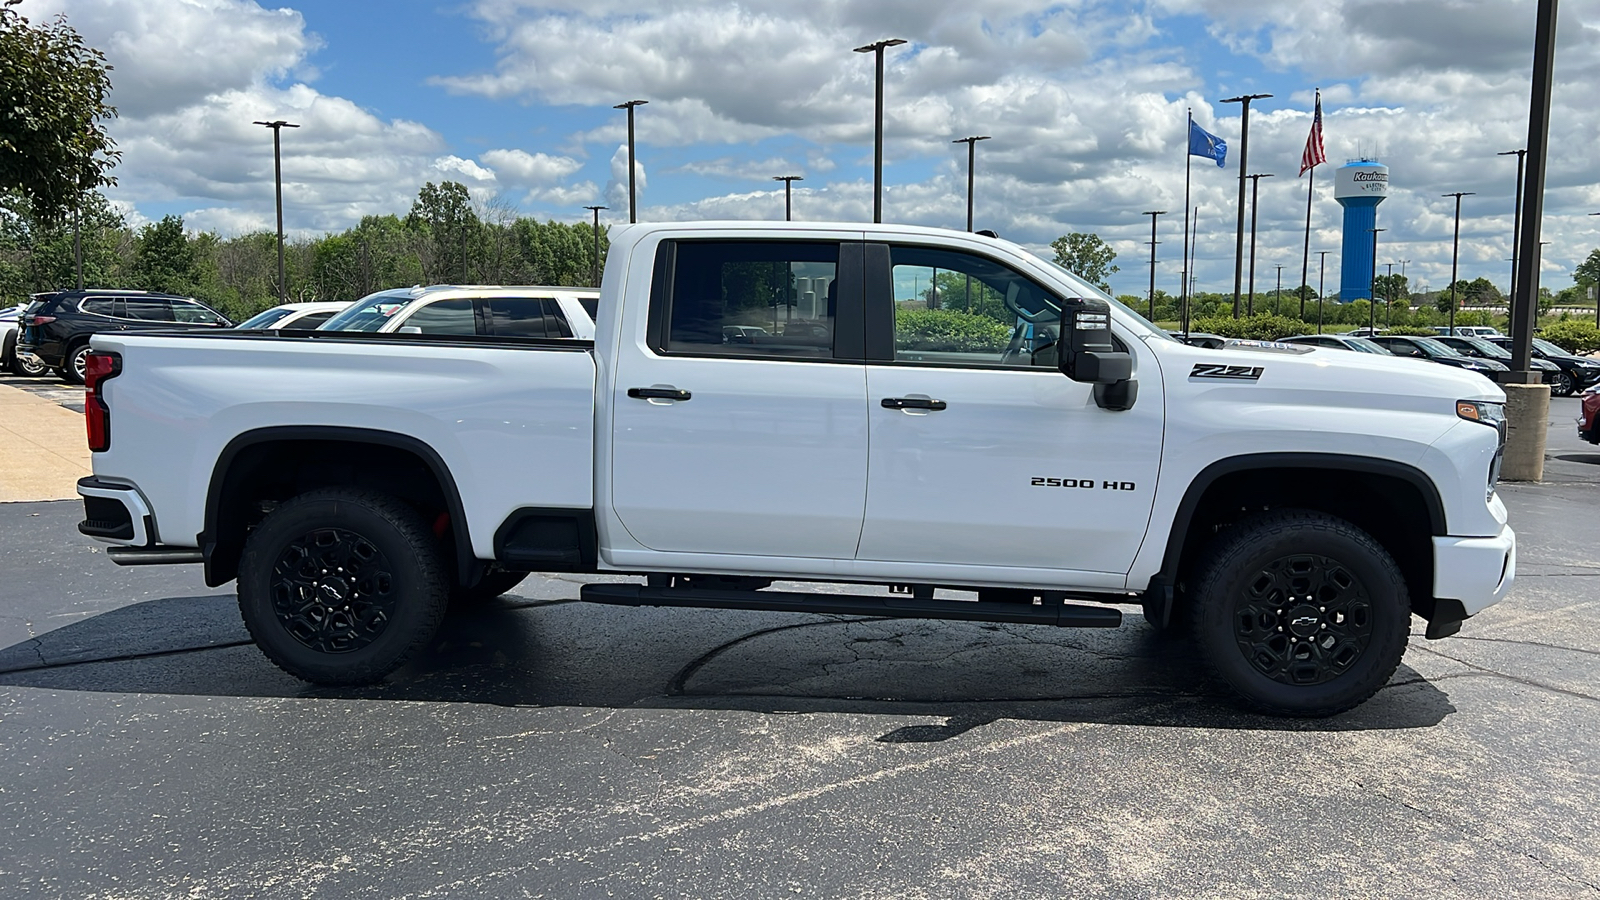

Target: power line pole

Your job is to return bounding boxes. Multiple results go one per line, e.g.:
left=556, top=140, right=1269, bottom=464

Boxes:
left=952, top=135, right=991, bottom=232
left=772, top=176, right=803, bottom=221
left=614, top=100, right=647, bottom=223
left=584, top=205, right=607, bottom=287
left=1221, top=92, right=1272, bottom=317
left=252, top=119, right=300, bottom=303
left=1143, top=210, right=1166, bottom=321
left=854, top=38, right=907, bottom=224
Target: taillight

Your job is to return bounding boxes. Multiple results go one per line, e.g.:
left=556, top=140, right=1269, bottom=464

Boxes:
left=84, top=351, right=121, bottom=452
left=27, top=315, right=56, bottom=325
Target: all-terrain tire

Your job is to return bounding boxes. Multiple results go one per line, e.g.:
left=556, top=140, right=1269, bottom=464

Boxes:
left=1189, top=509, right=1410, bottom=717
left=238, top=488, right=449, bottom=685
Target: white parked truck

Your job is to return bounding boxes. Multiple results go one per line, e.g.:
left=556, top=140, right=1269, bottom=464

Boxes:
left=75, top=222, right=1515, bottom=716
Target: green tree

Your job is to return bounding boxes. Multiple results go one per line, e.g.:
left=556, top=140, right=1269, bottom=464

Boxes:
left=0, top=1, right=120, bottom=225
left=406, top=181, right=478, bottom=283
left=1372, top=273, right=1409, bottom=307
left=131, top=215, right=197, bottom=294
left=1049, top=232, right=1118, bottom=293
left=1574, top=248, right=1600, bottom=295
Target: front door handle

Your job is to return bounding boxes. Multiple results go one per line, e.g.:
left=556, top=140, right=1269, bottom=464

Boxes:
left=881, top=397, right=947, bottom=411
left=628, top=386, right=692, bottom=401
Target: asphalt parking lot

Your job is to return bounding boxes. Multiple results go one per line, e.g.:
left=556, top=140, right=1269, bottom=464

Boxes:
left=0, top=386, right=1597, bottom=898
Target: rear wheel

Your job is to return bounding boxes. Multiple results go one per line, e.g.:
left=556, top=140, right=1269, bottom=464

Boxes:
left=11, top=350, right=47, bottom=376
left=1552, top=370, right=1574, bottom=397
left=62, top=344, right=91, bottom=385
left=237, top=489, right=449, bottom=685
left=1189, top=510, right=1410, bottom=717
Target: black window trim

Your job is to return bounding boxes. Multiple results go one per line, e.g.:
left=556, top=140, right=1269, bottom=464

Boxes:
left=645, top=238, right=867, bottom=365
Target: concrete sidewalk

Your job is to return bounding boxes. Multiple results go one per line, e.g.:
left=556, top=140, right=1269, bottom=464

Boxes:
left=0, top=382, right=89, bottom=502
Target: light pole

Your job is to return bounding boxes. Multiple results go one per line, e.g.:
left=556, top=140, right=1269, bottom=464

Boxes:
left=253, top=119, right=300, bottom=303
left=1143, top=210, right=1166, bottom=321
left=1384, top=261, right=1395, bottom=326
left=1245, top=172, right=1274, bottom=315
left=584, top=205, right=607, bottom=287
left=1443, top=192, right=1474, bottom=336
left=1317, top=250, right=1329, bottom=333
left=1592, top=212, right=1600, bottom=328
left=1498, top=149, right=1528, bottom=305
left=614, top=100, right=647, bottom=224
left=1368, top=227, right=1385, bottom=333
left=854, top=39, right=907, bottom=224
left=772, top=176, right=803, bottom=221
left=1221, top=92, right=1272, bottom=317
left=1274, top=264, right=1284, bottom=315
left=953, top=135, right=991, bottom=232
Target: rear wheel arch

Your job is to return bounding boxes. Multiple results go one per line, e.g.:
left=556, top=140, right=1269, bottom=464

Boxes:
left=201, top=426, right=474, bottom=588
left=1151, top=454, right=1445, bottom=627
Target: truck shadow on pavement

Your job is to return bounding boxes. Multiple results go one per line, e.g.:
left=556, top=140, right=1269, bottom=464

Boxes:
left=0, top=592, right=1455, bottom=735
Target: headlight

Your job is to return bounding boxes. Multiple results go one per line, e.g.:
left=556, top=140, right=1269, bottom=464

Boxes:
left=1458, top=400, right=1507, bottom=497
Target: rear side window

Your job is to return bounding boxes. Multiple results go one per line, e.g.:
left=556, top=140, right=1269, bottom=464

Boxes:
left=659, top=240, right=838, bottom=359
left=293, top=311, right=337, bottom=329
left=579, top=297, right=598, bottom=320
left=81, top=298, right=117, bottom=316
left=172, top=300, right=226, bottom=325
left=484, top=297, right=572, bottom=338
left=123, top=298, right=174, bottom=322
left=397, top=298, right=475, bottom=334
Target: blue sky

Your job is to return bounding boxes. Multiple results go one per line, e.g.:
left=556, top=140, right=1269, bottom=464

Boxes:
left=21, top=0, right=1600, bottom=298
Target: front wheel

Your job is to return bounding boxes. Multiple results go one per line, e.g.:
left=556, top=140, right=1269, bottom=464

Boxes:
left=237, top=489, right=449, bottom=685
left=1552, top=370, right=1574, bottom=397
left=1189, top=510, right=1410, bottom=717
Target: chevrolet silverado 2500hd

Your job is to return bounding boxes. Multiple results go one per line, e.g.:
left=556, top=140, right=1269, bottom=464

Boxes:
left=75, top=222, right=1515, bottom=716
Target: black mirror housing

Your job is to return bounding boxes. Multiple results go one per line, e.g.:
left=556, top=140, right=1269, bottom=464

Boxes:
left=1058, top=297, right=1132, bottom=385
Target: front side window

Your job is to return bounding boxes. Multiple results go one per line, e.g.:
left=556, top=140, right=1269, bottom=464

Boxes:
left=889, top=245, right=1060, bottom=368
left=171, top=300, right=225, bottom=325
left=397, top=298, right=475, bottom=334
left=662, top=241, right=838, bottom=359
left=237, top=307, right=295, bottom=329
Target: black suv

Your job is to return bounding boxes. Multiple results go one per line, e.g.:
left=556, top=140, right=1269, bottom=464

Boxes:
left=18, top=290, right=233, bottom=383
left=1482, top=335, right=1600, bottom=396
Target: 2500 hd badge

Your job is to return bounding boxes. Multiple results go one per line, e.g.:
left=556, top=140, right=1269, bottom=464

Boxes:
left=1031, top=477, right=1137, bottom=490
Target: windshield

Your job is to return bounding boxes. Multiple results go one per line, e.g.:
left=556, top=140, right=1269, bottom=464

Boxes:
left=235, top=307, right=295, bottom=329
left=1413, top=337, right=1460, bottom=357
left=319, top=294, right=410, bottom=331
left=1532, top=337, right=1567, bottom=357
left=1462, top=337, right=1511, bottom=359
left=1032, top=253, right=1178, bottom=342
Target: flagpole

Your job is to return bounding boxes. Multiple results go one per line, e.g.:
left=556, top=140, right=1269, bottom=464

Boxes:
left=1183, top=108, right=1193, bottom=333
left=1184, top=206, right=1199, bottom=336
left=1301, top=166, right=1314, bottom=319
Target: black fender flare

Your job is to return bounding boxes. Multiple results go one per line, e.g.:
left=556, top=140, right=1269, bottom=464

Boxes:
left=200, top=425, right=474, bottom=586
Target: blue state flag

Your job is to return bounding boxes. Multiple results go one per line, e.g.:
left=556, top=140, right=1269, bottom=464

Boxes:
left=1189, top=120, right=1227, bottom=167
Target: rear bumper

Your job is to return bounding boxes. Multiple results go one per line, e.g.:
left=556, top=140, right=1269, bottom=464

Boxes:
left=1433, top=524, right=1516, bottom=619
left=77, top=476, right=154, bottom=546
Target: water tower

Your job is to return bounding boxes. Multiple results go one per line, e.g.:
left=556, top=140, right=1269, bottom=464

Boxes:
left=1334, top=160, right=1389, bottom=301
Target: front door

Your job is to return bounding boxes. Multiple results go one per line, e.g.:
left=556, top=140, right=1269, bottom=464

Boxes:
left=610, top=238, right=870, bottom=559
left=856, top=241, right=1165, bottom=575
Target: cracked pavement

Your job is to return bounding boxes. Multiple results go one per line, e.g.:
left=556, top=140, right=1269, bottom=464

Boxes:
left=2, top=407, right=1599, bottom=898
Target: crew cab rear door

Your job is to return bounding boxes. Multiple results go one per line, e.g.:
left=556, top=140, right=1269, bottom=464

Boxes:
left=855, top=239, right=1164, bottom=576
left=609, top=237, right=871, bottom=559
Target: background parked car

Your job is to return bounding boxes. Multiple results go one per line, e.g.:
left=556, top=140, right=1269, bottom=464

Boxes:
left=234, top=301, right=351, bottom=331
left=1279, top=334, right=1395, bottom=354
left=2, top=303, right=50, bottom=376
left=1366, top=334, right=1508, bottom=376
left=1433, top=334, right=1560, bottom=386
left=1168, top=331, right=1227, bottom=349
left=317, top=285, right=597, bottom=339
left=1434, top=326, right=1503, bottom=337
left=18, top=289, right=233, bottom=383
left=1482, top=335, right=1600, bottom=397
left=1579, top=384, right=1600, bottom=445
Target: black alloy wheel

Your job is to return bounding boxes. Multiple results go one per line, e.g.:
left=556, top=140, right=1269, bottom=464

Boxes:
left=238, top=489, right=448, bottom=685
left=1189, top=509, right=1410, bottom=717
left=1552, top=370, right=1574, bottom=397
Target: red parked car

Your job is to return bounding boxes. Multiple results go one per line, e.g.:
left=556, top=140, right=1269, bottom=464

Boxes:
left=1580, top=385, right=1600, bottom=444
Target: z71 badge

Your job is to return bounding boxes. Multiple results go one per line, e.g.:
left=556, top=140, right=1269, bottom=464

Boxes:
left=1190, top=363, right=1263, bottom=381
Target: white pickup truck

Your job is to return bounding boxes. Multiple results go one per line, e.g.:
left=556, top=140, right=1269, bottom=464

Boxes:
left=76, top=222, right=1515, bottom=716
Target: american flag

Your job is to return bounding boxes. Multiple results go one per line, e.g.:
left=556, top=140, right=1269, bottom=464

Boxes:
left=1300, top=90, right=1326, bottom=176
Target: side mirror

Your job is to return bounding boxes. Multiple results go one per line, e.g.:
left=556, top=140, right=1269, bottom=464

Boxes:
left=1059, top=297, right=1136, bottom=411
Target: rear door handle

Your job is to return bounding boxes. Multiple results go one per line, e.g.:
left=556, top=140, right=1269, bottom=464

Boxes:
left=628, top=386, right=692, bottom=401
left=881, top=397, right=947, bottom=411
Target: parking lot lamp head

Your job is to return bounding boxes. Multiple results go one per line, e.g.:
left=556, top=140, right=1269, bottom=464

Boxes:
left=772, top=176, right=803, bottom=221
left=613, top=101, right=648, bottom=223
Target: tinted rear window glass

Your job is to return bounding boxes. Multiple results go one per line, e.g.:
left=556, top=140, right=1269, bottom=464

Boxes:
left=81, top=298, right=117, bottom=316
left=123, top=298, right=174, bottom=321
left=398, top=298, right=476, bottom=334
left=485, top=297, right=572, bottom=338
left=661, top=241, right=838, bottom=359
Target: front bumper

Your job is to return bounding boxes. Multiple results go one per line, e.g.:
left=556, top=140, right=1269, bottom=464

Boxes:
left=1433, top=524, right=1516, bottom=620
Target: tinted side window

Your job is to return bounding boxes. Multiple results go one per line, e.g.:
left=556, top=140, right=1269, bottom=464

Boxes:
left=661, top=241, right=838, bottom=359
left=398, top=298, right=475, bottom=334
left=123, top=298, right=175, bottom=322
left=293, top=311, right=336, bottom=329
left=579, top=297, right=598, bottom=321
left=484, top=298, right=572, bottom=338
left=888, top=245, right=1060, bottom=368
left=171, top=300, right=225, bottom=325
left=81, top=298, right=116, bottom=316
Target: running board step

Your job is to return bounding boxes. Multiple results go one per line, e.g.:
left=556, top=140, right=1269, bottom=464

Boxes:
left=580, top=584, right=1122, bottom=628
